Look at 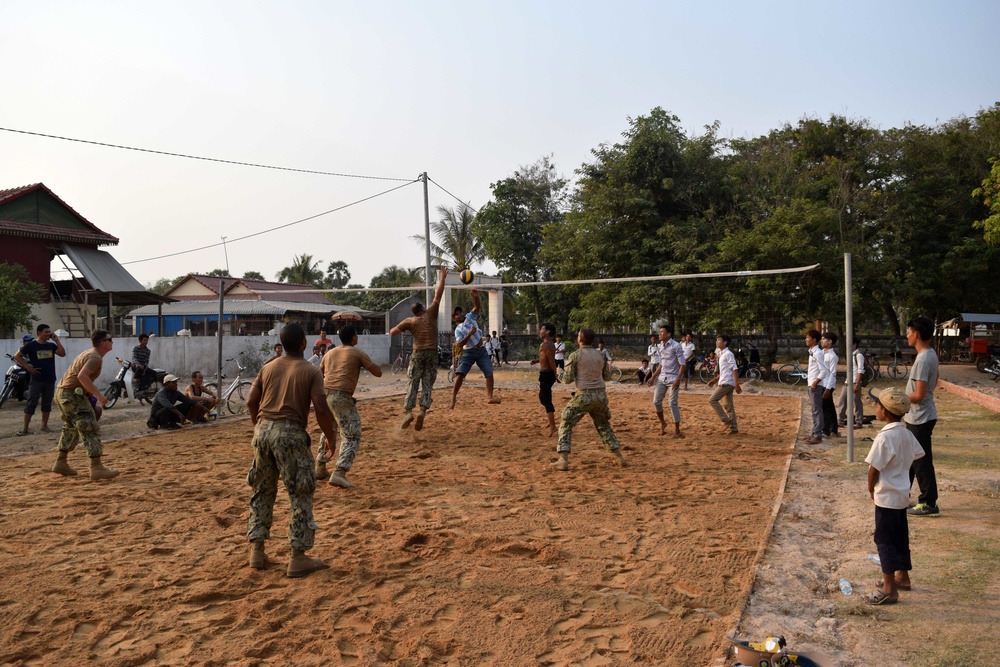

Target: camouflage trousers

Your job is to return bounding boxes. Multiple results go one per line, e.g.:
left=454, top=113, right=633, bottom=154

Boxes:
left=246, top=419, right=317, bottom=550
left=55, top=389, right=102, bottom=457
left=325, top=390, right=362, bottom=471
left=557, top=389, right=621, bottom=454
left=403, top=350, right=438, bottom=413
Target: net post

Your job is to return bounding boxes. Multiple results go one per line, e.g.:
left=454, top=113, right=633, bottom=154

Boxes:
left=844, top=253, right=854, bottom=463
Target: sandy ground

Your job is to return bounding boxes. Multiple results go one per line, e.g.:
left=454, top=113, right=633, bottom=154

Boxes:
left=0, top=363, right=996, bottom=665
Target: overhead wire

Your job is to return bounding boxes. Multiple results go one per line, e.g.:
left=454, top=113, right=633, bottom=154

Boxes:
left=0, top=126, right=414, bottom=182
left=121, top=179, right=419, bottom=266
left=428, top=177, right=478, bottom=213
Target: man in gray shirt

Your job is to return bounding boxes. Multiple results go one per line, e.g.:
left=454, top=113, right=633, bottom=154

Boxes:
left=904, top=316, right=940, bottom=517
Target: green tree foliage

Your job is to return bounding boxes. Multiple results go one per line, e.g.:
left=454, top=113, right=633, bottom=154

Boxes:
left=276, top=254, right=324, bottom=286
left=206, top=268, right=231, bottom=277
left=474, top=156, right=568, bottom=329
left=413, top=204, right=485, bottom=271
left=0, top=263, right=46, bottom=335
left=147, top=276, right=185, bottom=295
left=323, top=260, right=351, bottom=289
left=242, top=270, right=266, bottom=281
left=973, top=158, right=1000, bottom=245
left=359, top=265, right=423, bottom=313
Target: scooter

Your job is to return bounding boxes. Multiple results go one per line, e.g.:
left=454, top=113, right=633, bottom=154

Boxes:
left=103, top=357, right=167, bottom=408
left=0, top=353, right=31, bottom=409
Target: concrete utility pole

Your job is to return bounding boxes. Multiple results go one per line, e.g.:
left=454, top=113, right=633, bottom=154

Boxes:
left=422, top=172, right=432, bottom=305
left=844, top=253, right=855, bottom=463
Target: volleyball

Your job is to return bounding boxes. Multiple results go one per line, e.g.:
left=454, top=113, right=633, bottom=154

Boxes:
left=459, top=269, right=475, bottom=284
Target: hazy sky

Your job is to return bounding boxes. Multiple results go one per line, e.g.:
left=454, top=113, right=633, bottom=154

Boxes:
left=2, top=1, right=998, bottom=290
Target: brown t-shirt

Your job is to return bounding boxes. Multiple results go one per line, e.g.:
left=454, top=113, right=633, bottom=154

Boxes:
left=57, top=349, right=103, bottom=392
left=321, top=346, right=373, bottom=395
left=396, top=308, right=438, bottom=351
left=252, top=356, right=324, bottom=427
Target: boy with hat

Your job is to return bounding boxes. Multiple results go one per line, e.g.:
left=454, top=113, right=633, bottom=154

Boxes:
left=865, top=386, right=925, bottom=605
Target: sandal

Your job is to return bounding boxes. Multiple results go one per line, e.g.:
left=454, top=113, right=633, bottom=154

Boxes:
left=869, top=590, right=898, bottom=605
left=14, top=429, right=30, bottom=437
left=874, top=579, right=911, bottom=591
left=40, top=426, right=53, bottom=433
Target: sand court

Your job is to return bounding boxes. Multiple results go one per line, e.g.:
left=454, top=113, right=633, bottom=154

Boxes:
left=0, top=388, right=800, bottom=665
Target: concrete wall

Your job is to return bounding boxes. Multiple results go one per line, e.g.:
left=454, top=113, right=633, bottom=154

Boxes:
left=1, top=334, right=391, bottom=393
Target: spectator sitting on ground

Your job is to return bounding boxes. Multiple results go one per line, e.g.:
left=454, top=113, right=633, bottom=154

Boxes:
left=147, top=374, right=209, bottom=430
left=185, top=371, right=218, bottom=410
left=634, top=359, right=653, bottom=385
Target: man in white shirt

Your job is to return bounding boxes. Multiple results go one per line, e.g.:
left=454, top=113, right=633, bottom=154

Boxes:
left=646, top=335, right=660, bottom=385
left=837, top=338, right=865, bottom=428
left=554, top=333, right=566, bottom=370
left=652, top=325, right=687, bottom=438
left=803, top=329, right=833, bottom=445
left=680, top=333, right=696, bottom=390
left=821, top=332, right=840, bottom=437
left=707, top=333, right=741, bottom=434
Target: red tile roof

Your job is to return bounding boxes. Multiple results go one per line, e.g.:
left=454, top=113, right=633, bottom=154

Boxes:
left=0, top=183, right=119, bottom=245
left=170, top=274, right=333, bottom=305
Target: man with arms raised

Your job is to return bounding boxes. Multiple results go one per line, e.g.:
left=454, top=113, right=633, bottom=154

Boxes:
left=450, top=288, right=501, bottom=408
left=246, top=324, right=338, bottom=578
left=390, top=266, right=447, bottom=431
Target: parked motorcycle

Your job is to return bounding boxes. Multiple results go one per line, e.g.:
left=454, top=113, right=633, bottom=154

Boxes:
left=0, top=353, right=31, bottom=409
left=103, top=357, right=167, bottom=408
left=984, top=354, right=1000, bottom=382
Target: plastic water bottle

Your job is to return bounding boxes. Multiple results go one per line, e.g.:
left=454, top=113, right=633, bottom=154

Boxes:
left=867, top=554, right=881, bottom=566
left=839, top=578, right=853, bottom=595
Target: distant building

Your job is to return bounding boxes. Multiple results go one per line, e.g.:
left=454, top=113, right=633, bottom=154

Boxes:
left=0, top=182, right=170, bottom=338
left=128, top=274, right=383, bottom=336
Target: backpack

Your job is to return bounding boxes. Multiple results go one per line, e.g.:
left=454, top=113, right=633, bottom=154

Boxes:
left=858, top=352, right=871, bottom=387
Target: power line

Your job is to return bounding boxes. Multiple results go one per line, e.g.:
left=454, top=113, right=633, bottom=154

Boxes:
left=429, top=177, right=478, bottom=213
left=121, top=179, right=419, bottom=266
left=0, top=126, right=415, bottom=182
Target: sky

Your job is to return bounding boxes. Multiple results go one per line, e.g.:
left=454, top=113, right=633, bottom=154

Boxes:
left=2, top=1, right=999, bottom=291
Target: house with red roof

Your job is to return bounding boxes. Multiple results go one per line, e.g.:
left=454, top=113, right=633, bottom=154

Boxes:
left=0, top=183, right=170, bottom=338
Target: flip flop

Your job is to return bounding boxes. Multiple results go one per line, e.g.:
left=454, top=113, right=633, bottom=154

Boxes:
left=874, top=579, right=911, bottom=591
left=14, top=430, right=30, bottom=436
left=869, top=590, right=898, bottom=605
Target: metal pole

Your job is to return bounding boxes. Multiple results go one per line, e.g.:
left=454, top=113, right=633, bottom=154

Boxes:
left=218, top=281, right=224, bottom=392
left=422, top=172, right=432, bottom=305
left=844, top=253, right=854, bottom=462
left=222, top=237, right=230, bottom=275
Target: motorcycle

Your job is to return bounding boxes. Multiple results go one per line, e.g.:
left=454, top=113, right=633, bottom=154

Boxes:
left=984, top=354, right=1000, bottom=382
left=0, top=353, right=31, bottom=409
left=103, top=357, right=167, bottom=408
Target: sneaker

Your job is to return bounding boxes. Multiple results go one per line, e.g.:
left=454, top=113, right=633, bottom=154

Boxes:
left=907, top=503, right=940, bottom=516
left=164, top=422, right=181, bottom=430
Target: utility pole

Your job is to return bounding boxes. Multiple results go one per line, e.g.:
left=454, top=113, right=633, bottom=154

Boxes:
left=422, top=172, right=432, bottom=304
left=221, top=236, right=230, bottom=275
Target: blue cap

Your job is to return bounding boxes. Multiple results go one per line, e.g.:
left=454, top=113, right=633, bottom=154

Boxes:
left=22, top=334, right=33, bottom=342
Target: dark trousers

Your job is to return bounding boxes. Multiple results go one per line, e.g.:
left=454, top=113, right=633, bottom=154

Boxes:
left=822, top=389, right=838, bottom=435
left=538, top=370, right=556, bottom=413
left=874, top=505, right=911, bottom=574
left=907, top=420, right=938, bottom=507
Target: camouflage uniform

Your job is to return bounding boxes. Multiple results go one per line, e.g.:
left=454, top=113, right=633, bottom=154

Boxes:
left=557, top=389, right=621, bottom=454
left=246, top=419, right=317, bottom=550
left=403, top=350, right=438, bottom=413
left=325, top=389, right=363, bottom=471
left=55, top=389, right=102, bottom=457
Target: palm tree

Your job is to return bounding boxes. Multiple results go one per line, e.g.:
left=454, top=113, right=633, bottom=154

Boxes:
left=412, top=204, right=486, bottom=270
left=276, top=254, right=324, bottom=286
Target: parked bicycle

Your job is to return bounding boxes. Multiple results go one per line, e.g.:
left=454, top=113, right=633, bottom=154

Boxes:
left=885, top=342, right=908, bottom=380
left=204, top=357, right=254, bottom=416
left=391, top=347, right=412, bottom=375
left=776, top=360, right=808, bottom=385
left=697, top=354, right=718, bottom=384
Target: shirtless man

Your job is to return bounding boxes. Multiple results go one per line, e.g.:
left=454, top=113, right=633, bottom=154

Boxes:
left=530, top=322, right=558, bottom=436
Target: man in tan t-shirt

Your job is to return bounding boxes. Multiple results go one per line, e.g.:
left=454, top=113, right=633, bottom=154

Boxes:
left=51, top=329, right=119, bottom=480
left=246, top=324, right=338, bottom=578
left=315, top=325, right=383, bottom=488
left=390, top=266, right=447, bottom=431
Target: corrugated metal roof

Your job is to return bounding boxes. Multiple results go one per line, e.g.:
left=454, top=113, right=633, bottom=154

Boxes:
left=960, top=313, right=1000, bottom=324
left=61, top=243, right=147, bottom=293
left=127, top=300, right=371, bottom=317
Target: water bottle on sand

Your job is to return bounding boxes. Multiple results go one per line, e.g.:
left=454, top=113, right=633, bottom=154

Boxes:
left=839, top=578, right=853, bottom=595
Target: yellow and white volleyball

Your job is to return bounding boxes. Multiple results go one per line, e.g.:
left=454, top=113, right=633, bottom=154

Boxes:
left=459, top=269, right=475, bottom=285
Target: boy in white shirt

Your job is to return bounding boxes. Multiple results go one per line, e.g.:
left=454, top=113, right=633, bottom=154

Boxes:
left=837, top=338, right=865, bottom=428
left=707, top=333, right=741, bottom=434
left=680, top=333, right=696, bottom=390
left=865, top=386, right=925, bottom=605
left=821, top=332, right=840, bottom=437
left=802, top=329, right=832, bottom=445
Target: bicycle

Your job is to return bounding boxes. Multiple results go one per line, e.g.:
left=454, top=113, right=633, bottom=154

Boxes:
left=886, top=342, right=908, bottom=380
left=606, top=362, right=623, bottom=382
left=776, top=360, right=808, bottom=385
left=391, top=348, right=412, bottom=375
left=204, top=357, right=254, bottom=416
left=863, top=348, right=882, bottom=380
left=697, top=354, right=718, bottom=384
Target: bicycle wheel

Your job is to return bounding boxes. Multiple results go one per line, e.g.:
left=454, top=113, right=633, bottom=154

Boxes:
left=746, top=366, right=762, bottom=381
left=699, top=365, right=714, bottom=384
left=609, top=365, right=623, bottom=382
left=776, top=364, right=799, bottom=386
left=862, top=365, right=876, bottom=387
left=227, top=381, right=253, bottom=415
left=887, top=361, right=907, bottom=379
left=391, top=357, right=404, bottom=375
left=0, top=381, right=14, bottom=409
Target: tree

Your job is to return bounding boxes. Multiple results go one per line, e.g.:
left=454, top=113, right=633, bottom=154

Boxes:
left=323, top=260, right=351, bottom=289
left=242, top=270, right=266, bottom=281
left=413, top=204, right=486, bottom=270
left=474, top=156, right=568, bottom=329
left=206, top=268, right=231, bottom=277
left=360, top=265, right=424, bottom=313
left=148, top=276, right=185, bottom=295
left=973, top=158, right=1000, bottom=246
left=276, top=254, right=324, bottom=286
left=0, top=263, right=46, bottom=335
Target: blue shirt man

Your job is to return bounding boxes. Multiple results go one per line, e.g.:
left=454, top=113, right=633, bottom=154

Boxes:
left=449, top=289, right=500, bottom=408
left=14, top=324, right=66, bottom=434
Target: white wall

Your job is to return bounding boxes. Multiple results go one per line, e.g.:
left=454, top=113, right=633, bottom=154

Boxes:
left=1, top=334, right=392, bottom=389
